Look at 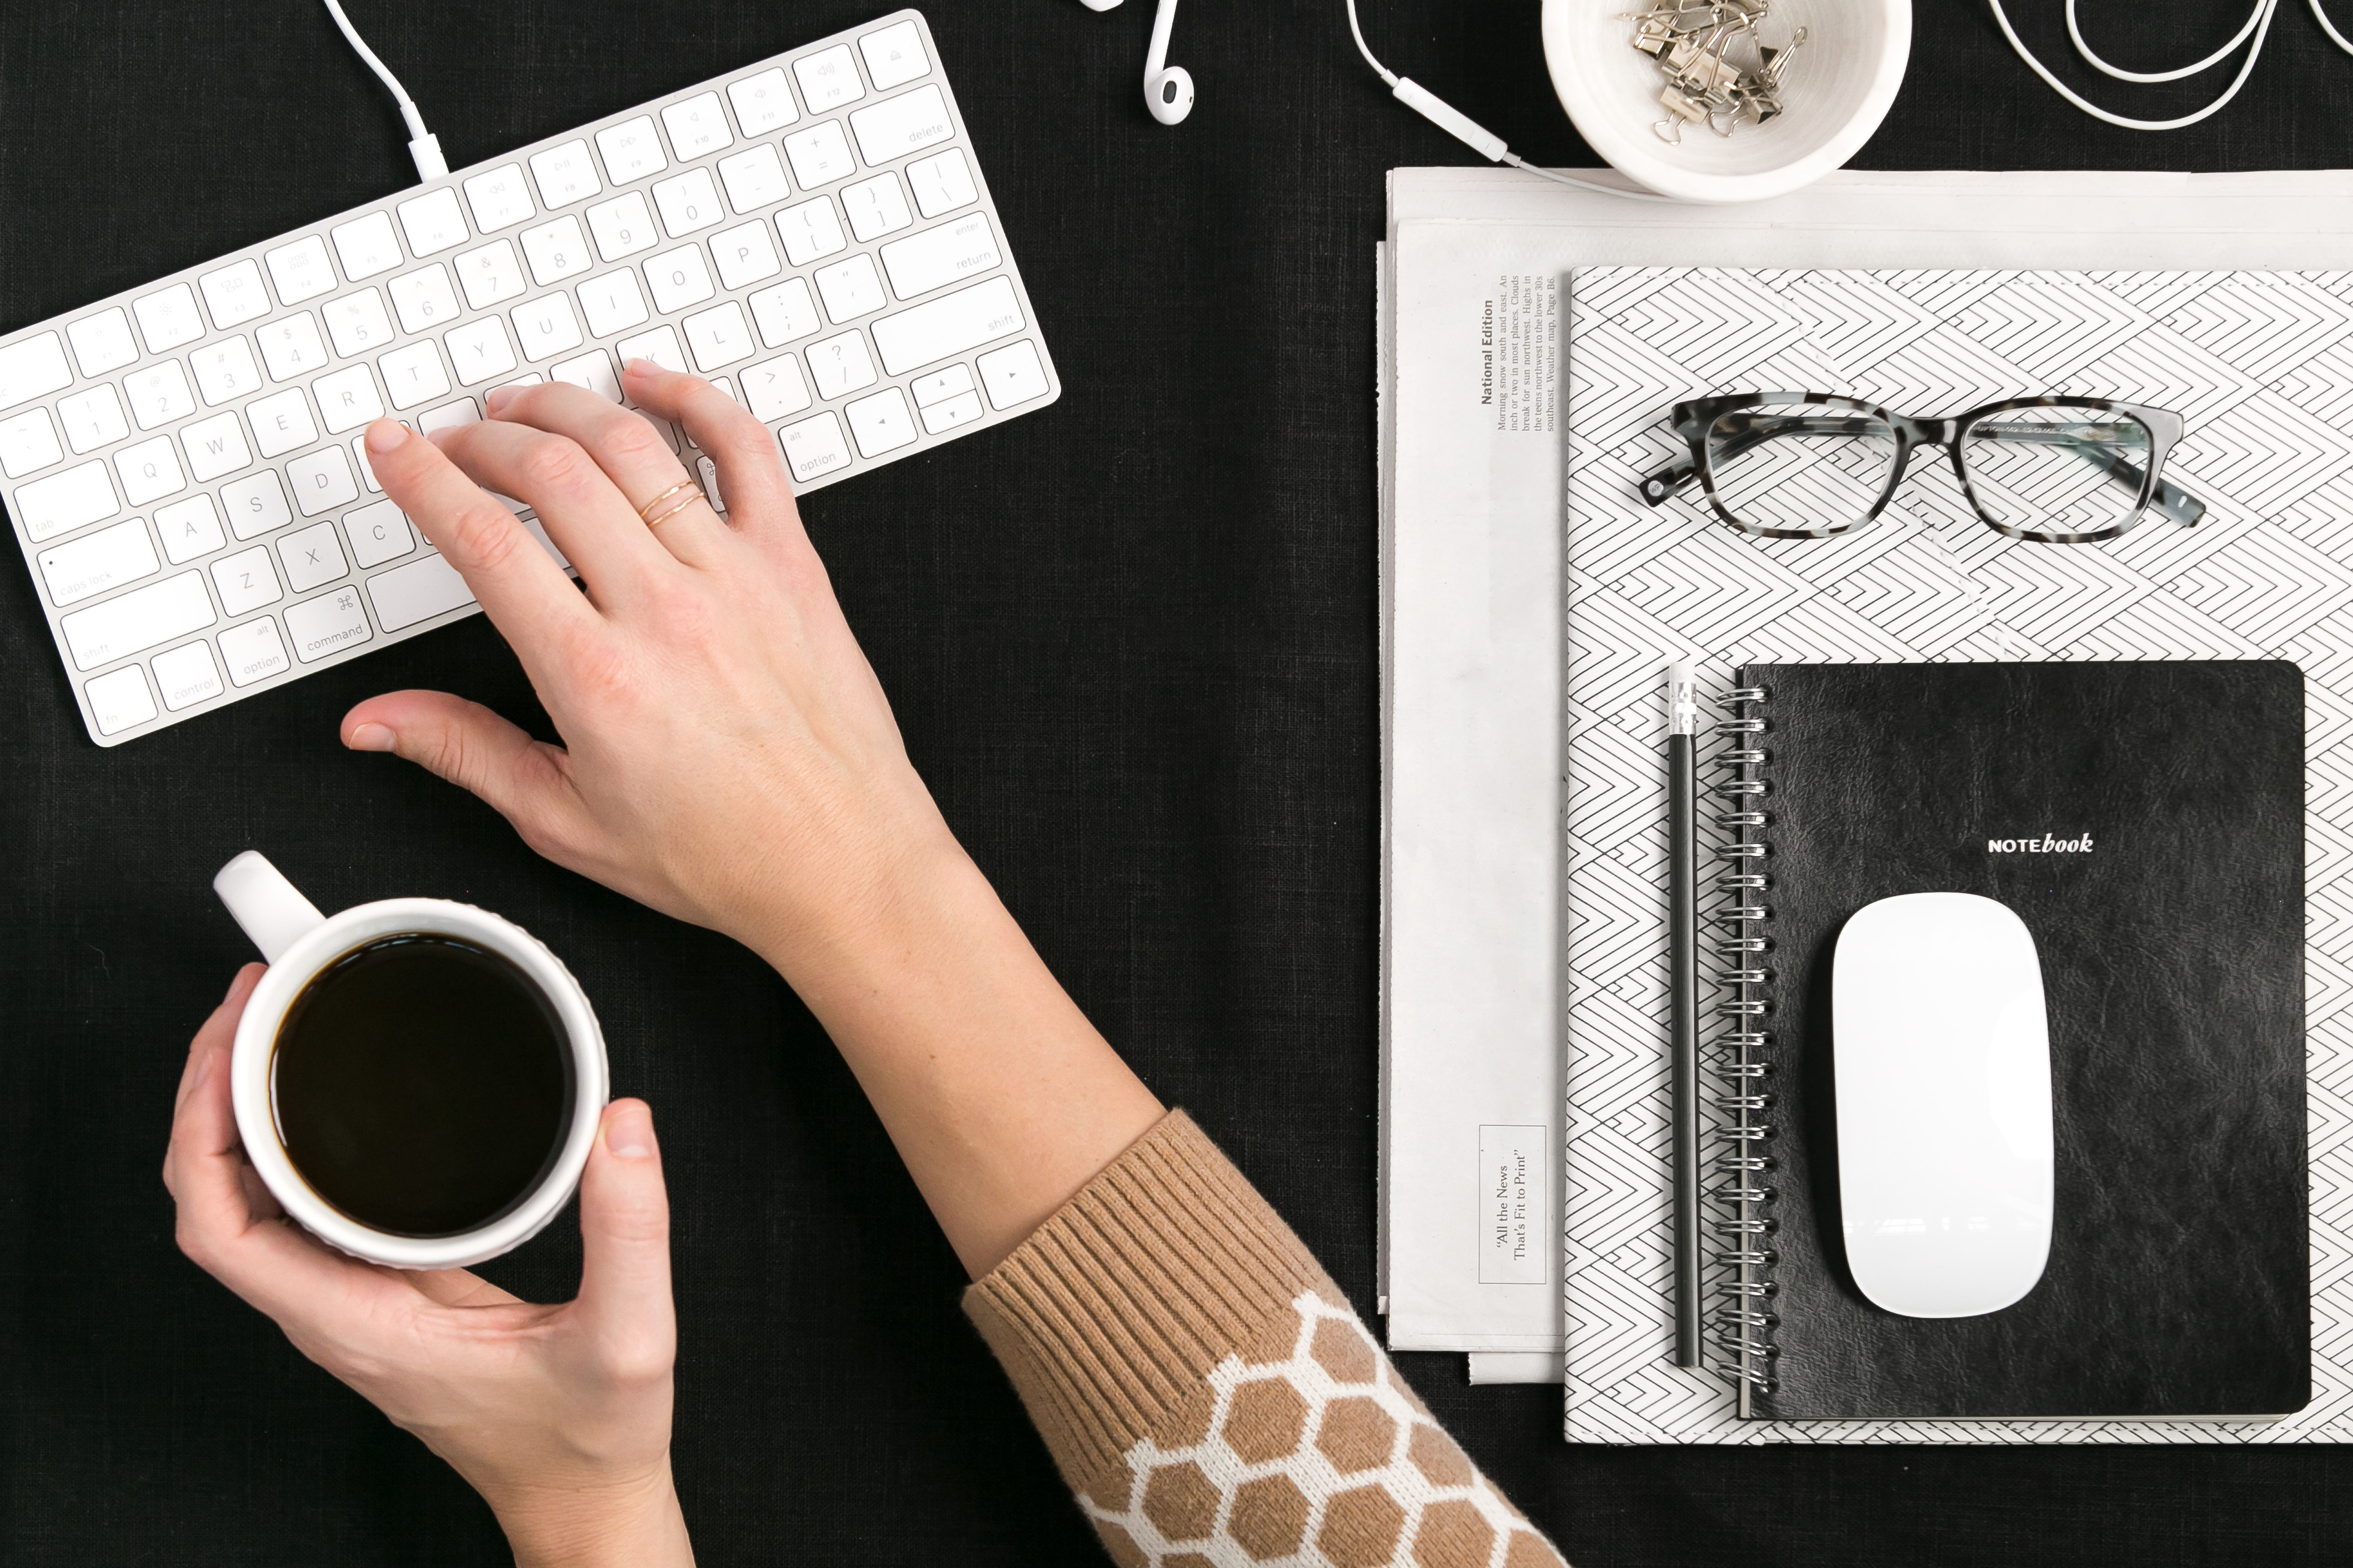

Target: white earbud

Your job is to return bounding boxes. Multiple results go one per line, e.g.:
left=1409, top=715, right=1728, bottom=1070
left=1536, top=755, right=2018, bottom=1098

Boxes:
left=1078, top=0, right=1120, bottom=11
left=1142, top=0, right=1193, bottom=124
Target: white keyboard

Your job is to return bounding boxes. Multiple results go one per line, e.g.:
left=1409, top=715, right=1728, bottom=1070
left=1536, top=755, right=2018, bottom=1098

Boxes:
left=0, top=10, right=1059, bottom=745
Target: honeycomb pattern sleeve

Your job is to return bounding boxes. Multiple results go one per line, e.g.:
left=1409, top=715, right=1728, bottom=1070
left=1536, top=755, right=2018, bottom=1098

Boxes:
left=963, top=1110, right=1568, bottom=1568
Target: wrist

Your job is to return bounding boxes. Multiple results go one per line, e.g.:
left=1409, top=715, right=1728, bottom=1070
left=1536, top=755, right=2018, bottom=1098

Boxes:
left=491, top=1465, right=692, bottom=1568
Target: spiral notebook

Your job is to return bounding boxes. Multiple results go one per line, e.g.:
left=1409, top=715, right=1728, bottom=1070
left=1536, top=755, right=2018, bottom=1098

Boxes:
left=1708, top=660, right=2307, bottom=1421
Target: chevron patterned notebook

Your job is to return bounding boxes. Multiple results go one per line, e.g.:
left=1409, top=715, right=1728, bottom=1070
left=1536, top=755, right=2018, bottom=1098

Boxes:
left=1563, top=266, right=2353, bottom=1443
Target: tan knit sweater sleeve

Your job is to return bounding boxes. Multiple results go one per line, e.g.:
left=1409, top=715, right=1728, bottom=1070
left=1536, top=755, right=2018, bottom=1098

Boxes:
left=964, top=1110, right=1567, bottom=1568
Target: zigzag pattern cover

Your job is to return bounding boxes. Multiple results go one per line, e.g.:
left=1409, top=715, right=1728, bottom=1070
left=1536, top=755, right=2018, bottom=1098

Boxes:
left=1562, top=266, right=2353, bottom=1444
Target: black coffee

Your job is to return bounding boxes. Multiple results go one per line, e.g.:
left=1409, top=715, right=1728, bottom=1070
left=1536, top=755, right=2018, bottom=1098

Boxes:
left=273, top=933, right=573, bottom=1237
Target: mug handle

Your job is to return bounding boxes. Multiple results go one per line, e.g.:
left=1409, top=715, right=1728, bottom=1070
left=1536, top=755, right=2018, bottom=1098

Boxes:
left=214, top=850, right=329, bottom=965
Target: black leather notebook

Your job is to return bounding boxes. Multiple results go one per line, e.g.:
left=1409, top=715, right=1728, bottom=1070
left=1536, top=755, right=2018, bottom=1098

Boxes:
left=1730, top=661, right=2308, bottom=1420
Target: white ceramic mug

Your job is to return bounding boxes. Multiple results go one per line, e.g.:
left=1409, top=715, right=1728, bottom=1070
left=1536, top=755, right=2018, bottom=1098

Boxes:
left=212, top=850, right=610, bottom=1269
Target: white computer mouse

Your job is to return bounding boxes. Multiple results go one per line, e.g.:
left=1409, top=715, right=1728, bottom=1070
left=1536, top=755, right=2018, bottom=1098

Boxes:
left=1832, top=891, right=2053, bottom=1319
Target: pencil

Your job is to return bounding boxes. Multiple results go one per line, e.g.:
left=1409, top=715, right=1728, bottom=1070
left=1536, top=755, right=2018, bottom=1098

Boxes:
left=1667, top=662, right=1701, bottom=1368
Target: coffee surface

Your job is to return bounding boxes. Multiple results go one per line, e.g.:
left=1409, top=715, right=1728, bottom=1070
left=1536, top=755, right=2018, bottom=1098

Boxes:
left=273, top=934, right=572, bottom=1237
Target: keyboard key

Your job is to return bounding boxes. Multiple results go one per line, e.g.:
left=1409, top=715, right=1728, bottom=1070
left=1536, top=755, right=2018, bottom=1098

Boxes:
left=741, top=354, right=812, bottom=422
left=698, top=453, right=726, bottom=510
left=846, top=386, right=917, bottom=457
left=258, top=313, right=330, bottom=382
left=86, top=664, right=159, bottom=735
left=718, top=144, right=791, bottom=215
left=748, top=278, right=822, bottom=346
left=323, top=290, right=396, bottom=357
left=842, top=172, right=913, bottom=242
left=1, top=331, right=74, bottom=412
left=464, top=163, right=536, bottom=233
left=0, top=407, right=62, bottom=479
left=805, top=330, right=877, bottom=399
left=60, top=569, right=214, bottom=671
left=288, top=445, right=359, bottom=516
left=919, top=388, right=986, bottom=436
left=728, top=68, right=800, bottom=135
left=16, top=460, right=119, bottom=541
left=345, top=498, right=414, bottom=568
left=154, top=494, right=226, bottom=564
left=881, top=213, right=1001, bottom=300
left=513, top=293, right=585, bottom=361
left=578, top=270, right=650, bottom=338
left=552, top=350, right=621, bottom=402
left=331, top=211, right=405, bottom=281
left=906, top=147, right=978, bottom=218
left=596, top=116, right=668, bottom=184
left=795, top=45, right=865, bottom=111
left=455, top=240, right=527, bottom=309
left=352, top=434, right=384, bottom=492
left=445, top=316, right=519, bottom=386
left=285, top=583, right=374, bottom=662
left=152, top=639, right=225, bottom=710
left=977, top=340, right=1050, bottom=409
left=313, top=363, right=384, bottom=434
left=521, top=215, right=593, bottom=286
left=279, top=519, right=349, bottom=593
left=219, top=616, right=291, bottom=686
left=39, top=517, right=159, bottom=607
left=396, top=187, right=470, bottom=257
left=134, top=284, right=206, bottom=354
left=776, top=197, right=847, bottom=266
left=418, top=398, right=480, bottom=436
left=662, top=92, right=734, bottom=158
left=126, top=361, right=197, bottom=431
left=212, top=544, right=281, bottom=614
left=614, top=325, right=686, bottom=376
left=367, top=550, right=476, bottom=631
left=850, top=85, right=953, bottom=166
left=115, top=434, right=186, bottom=506
left=653, top=168, right=725, bottom=238
left=586, top=191, right=659, bottom=261
left=871, top=275, right=1023, bottom=376
left=247, top=387, right=318, bottom=459
left=223, top=470, right=293, bottom=539
left=199, top=260, right=274, bottom=330
left=379, top=339, right=452, bottom=410
left=712, top=220, right=782, bottom=291
left=191, top=336, right=265, bottom=406
left=390, top=264, right=463, bottom=333
left=265, top=235, right=338, bottom=305
left=778, top=410, right=852, bottom=483
left=683, top=302, right=755, bottom=372
left=783, top=120, right=857, bottom=189
left=861, top=20, right=930, bottom=90
left=57, top=386, right=129, bottom=455
left=181, top=410, right=253, bottom=483
left=814, top=254, right=886, bottom=322
left=529, top=139, right=603, bottom=209
left=66, top=314, right=137, bottom=380
left=910, top=363, right=975, bottom=406
left=645, top=245, right=716, bottom=313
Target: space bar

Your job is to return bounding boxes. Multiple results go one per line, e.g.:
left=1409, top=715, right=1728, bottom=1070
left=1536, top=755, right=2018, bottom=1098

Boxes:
left=367, top=553, right=477, bottom=631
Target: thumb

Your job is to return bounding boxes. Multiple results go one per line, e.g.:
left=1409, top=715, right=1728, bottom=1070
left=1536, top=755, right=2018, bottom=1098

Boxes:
left=342, top=689, right=580, bottom=854
left=574, top=1098, right=674, bottom=1366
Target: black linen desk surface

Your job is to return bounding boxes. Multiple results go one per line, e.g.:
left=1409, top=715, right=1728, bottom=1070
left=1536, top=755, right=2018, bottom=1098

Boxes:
left=3, top=2, right=2349, bottom=1563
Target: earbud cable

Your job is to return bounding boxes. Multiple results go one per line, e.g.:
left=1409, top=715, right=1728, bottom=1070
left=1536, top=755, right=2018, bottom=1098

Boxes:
left=321, top=0, right=448, bottom=181
left=1992, top=0, right=2353, bottom=132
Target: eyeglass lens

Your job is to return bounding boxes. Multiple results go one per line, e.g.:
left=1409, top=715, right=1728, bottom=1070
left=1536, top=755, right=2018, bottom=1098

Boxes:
left=1705, top=403, right=1896, bottom=535
left=1960, top=406, right=2153, bottom=538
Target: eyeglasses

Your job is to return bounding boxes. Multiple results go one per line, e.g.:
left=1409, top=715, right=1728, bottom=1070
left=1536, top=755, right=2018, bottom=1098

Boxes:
left=1638, top=393, right=2205, bottom=544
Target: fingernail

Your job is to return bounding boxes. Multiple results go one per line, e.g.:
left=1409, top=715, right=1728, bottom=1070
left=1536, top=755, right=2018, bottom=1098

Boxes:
left=624, top=357, right=658, bottom=377
left=363, top=419, right=407, bottom=455
left=345, top=721, right=396, bottom=752
left=221, top=970, right=243, bottom=1003
left=606, top=1101, right=655, bottom=1159
left=485, top=386, right=516, bottom=415
left=188, top=1050, right=212, bottom=1092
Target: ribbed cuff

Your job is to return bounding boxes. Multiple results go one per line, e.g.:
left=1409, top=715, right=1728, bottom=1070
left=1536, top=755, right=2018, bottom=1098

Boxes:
left=962, top=1109, right=1330, bottom=1495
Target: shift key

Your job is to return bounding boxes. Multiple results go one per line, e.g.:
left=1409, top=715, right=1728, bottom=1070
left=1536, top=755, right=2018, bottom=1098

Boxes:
left=60, top=570, right=216, bottom=671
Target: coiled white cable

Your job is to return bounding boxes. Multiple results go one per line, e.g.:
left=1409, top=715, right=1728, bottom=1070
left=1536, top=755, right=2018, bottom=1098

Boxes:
left=321, top=0, right=447, bottom=180
left=1993, top=0, right=2353, bottom=132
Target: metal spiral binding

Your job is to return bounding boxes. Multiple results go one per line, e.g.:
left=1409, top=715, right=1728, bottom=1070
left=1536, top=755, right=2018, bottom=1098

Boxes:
left=1709, top=683, right=1778, bottom=1412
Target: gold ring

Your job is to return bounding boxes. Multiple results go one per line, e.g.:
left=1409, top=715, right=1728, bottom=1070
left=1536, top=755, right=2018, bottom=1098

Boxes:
left=637, top=480, right=704, bottom=529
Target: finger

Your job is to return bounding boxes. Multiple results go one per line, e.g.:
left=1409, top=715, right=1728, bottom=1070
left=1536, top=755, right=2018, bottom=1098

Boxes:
left=572, top=1099, right=674, bottom=1373
left=341, top=690, right=587, bottom=863
left=431, top=416, right=678, bottom=599
left=621, top=358, right=799, bottom=546
left=403, top=1266, right=525, bottom=1309
left=485, top=380, right=730, bottom=565
left=363, top=421, right=597, bottom=660
left=172, top=964, right=263, bottom=1124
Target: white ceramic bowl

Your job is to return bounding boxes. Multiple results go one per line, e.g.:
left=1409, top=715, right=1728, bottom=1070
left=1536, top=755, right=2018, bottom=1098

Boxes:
left=1542, top=0, right=1911, bottom=204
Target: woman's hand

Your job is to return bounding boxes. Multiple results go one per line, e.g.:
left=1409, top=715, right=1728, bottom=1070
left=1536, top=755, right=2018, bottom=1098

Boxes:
left=165, top=965, right=693, bottom=1568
